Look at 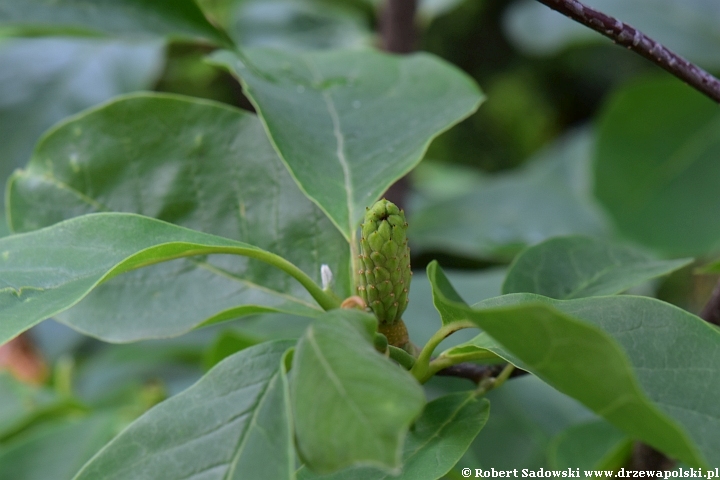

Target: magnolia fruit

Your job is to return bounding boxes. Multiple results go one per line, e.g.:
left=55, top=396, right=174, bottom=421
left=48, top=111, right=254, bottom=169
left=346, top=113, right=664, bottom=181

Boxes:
left=357, top=199, right=411, bottom=325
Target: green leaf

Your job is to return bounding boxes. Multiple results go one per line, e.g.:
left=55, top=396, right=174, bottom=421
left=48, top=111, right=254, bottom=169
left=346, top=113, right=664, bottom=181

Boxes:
left=211, top=48, right=483, bottom=239
left=503, top=235, right=692, bottom=299
left=0, top=213, right=327, bottom=346
left=0, top=414, right=120, bottom=480
left=440, top=331, right=502, bottom=364
left=549, top=420, right=632, bottom=470
left=297, top=391, right=489, bottom=480
left=466, top=375, right=596, bottom=470
left=427, top=262, right=712, bottom=467
left=428, top=262, right=471, bottom=326
left=594, top=77, right=720, bottom=257
left=227, top=0, right=372, bottom=50
left=291, top=309, right=425, bottom=474
left=0, top=0, right=228, bottom=44
left=410, top=129, right=608, bottom=261
left=203, top=330, right=260, bottom=370
left=404, top=267, right=505, bottom=350
left=504, top=0, right=720, bottom=70
left=8, top=94, right=349, bottom=342
left=74, top=340, right=296, bottom=480
left=0, top=38, right=163, bottom=205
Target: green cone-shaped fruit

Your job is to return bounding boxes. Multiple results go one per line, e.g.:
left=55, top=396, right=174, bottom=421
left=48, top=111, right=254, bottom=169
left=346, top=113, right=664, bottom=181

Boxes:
left=357, top=199, right=411, bottom=325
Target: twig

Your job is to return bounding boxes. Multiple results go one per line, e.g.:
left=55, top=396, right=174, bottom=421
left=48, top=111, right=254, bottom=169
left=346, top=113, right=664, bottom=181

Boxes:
left=535, top=1, right=720, bottom=465
left=533, top=0, right=720, bottom=104
left=436, top=362, right=527, bottom=385
left=379, top=0, right=417, bottom=209
left=631, top=443, right=675, bottom=474
left=700, top=278, right=720, bottom=325
left=380, top=0, right=418, bottom=54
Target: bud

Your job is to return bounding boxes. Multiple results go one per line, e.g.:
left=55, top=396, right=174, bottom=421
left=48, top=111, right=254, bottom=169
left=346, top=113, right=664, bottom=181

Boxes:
left=320, top=264, right=333, bottom=290
left=357, top=199, right=411, bottom=325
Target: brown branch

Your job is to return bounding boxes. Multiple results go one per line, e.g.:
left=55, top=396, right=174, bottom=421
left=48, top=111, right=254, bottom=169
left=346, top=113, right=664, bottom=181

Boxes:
left=631, top=443, right=675, bottom=474
left=700, top=277, right=720, bottom=325
left=380, top=0, right=418, bottom=54
left=436, top=362, right=527, bottom=385
left=378, top=0, right=418, bottom=210
left=534, top=0, right=720, bottom=104
left=420, top=0, right=720, bottom=465
left=532, top=3, right=720, bottom=465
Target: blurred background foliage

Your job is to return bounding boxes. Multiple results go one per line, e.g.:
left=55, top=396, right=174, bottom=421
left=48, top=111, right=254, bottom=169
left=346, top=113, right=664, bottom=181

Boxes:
left=1, top=0, right=720, bottom=476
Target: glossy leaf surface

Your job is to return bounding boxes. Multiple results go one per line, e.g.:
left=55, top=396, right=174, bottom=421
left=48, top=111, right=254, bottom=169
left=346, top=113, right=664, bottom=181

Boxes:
left=74, top=341, right=295, bottom=480
left=0, top=38, right=164, bottom=203
left=468, top=375, right=596, bottom=470
left=291, top=309, right=425, bottom=474
left=211, top=48, right=483, bottom=239
left=0, top=415, right=119, bottom=480
left=227, top=0, right=371, bottom=50
left=298, top=391, right=489, bottom=480
left=594, top=77, right=720, bottom=256
left=0, top=213, right=324, bottom=345
left=0, top=0, right=227, bottom=43
left=427, top=262, right=713, bottom=467
left=503, top=236, right=691, bottom=299
left=549, top=420, right=632, bottom=470
left=8, top=94, right=349, bottom=342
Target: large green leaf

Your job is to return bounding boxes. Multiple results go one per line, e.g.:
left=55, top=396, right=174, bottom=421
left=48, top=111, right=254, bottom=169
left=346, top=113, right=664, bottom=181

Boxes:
left=298, top=391, right=489, bottom=480
left=0, top=0, right=228, bottom=44
left=211, top=48, right=483, bottom=239
left=8, top=94, right=349, bottom=342
left=0, top=414, right=120, bottom=480
left=504, top=0, right=720, bottom=70
left=503, top=236, right=691, bottom=299
left=291, top=309, right=425, bottom=474
left=0, top=213, right=327, bottom=346
left=227, top=0, right=372, bottom=50
left=427, top=262, right=713, bottom=467
left=466, top=375, right=596, bottom=470
left=594, top=77, right=720, bottom=257
left=549, top=420, right=632, bottom=470
left=0, top=38, right=164, bottom=205
left=410, top=129, right=608, bottom=261
left=74, top=340, right=295, bottom=480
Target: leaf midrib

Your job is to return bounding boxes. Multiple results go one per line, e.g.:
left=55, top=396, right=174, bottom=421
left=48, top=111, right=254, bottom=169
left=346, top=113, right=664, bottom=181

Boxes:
left=401, top=394, right=476, bottom=468
left=301, top=56, right=356, bottom=236
left=224, top=370, right=278, bottom=479
left=10, top=171, right=317, bottom=308
left=192, top=259, right=319, bottom=309
left=305, top=327, right=380, bottom=450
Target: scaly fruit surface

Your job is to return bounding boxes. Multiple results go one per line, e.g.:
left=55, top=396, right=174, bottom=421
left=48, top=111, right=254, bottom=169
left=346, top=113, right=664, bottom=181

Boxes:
left=357, top=199, right=411, bottom=325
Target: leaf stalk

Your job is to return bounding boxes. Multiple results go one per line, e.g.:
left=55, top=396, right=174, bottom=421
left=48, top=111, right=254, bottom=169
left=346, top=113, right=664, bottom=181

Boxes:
left=410, top=320, right=475, bottom=383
